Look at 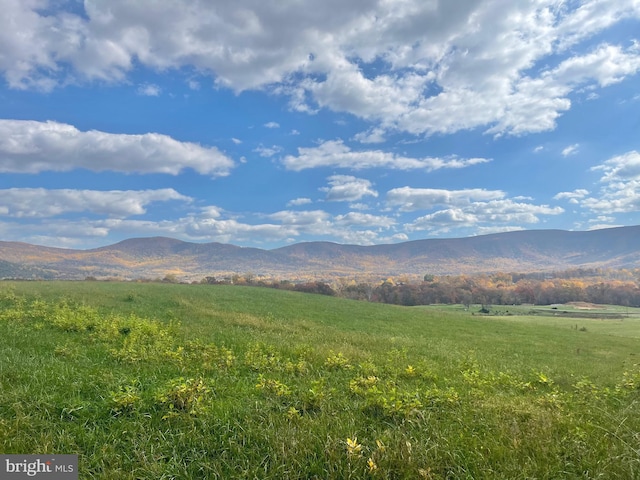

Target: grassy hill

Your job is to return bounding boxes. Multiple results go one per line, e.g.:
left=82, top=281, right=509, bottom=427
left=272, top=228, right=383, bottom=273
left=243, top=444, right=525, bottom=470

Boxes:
left=1, top=281, right=639, bottom=478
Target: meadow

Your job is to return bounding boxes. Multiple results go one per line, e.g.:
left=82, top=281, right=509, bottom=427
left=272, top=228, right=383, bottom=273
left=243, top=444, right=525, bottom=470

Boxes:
left=1, top=281, right=639, bottom=479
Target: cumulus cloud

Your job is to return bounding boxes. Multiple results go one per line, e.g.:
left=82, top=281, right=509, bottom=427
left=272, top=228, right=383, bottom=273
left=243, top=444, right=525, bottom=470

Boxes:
left=268, top=210, right=331, bottom=226
left=3, top=1, right=638, bottom=136
left=0, top=119, right=234, bottom=176
left=482, top=42, right=640, bottom=136
left=16, top=206, right=394, bottom=247
left=591, top=151, right=640, bottom=182
left=554, top=189, right=590, bottom=204
left=386, top=187, right=505, bottom=211
left=320, top=175, right=378, bottom=202
left=282, top=140, right=490, bottom=171
left=352, top=128, right=386, bottom=144
left=383, top=186, right=563, bottom=232
left=334, top=212, right=395, bottom=228
left=264, top=122, right=280, bottom=129
left=192, top=207, right=398, bottom=246
left=582, top=151, right=640, bottom=213
left=0, top=188, right=190, bottom=218
left=408, top=199, right=563, bottom=231
left=182, top=217, right=297, bottom=244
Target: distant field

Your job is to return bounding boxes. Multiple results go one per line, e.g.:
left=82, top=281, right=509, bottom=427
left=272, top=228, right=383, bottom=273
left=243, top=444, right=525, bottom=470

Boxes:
left=418, top=303, right=640, bottom=339
left=1, top=281, right=639, bottom=478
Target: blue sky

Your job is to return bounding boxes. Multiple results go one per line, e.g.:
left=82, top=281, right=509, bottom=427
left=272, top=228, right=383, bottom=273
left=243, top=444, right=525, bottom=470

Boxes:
left=1, top=0, right=639, bottom=249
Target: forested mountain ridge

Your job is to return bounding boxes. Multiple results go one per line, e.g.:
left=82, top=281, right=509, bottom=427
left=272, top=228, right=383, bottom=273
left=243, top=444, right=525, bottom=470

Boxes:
left=1, top=225, right=640, bottom=280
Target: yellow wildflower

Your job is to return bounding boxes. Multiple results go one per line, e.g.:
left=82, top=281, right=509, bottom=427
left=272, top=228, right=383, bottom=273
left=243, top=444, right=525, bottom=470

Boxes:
left=346, top=437, right=363, bottom=457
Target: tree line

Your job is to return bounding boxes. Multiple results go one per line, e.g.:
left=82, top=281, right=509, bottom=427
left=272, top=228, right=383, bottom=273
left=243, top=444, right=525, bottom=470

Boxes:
left=340, top=271, right=640, bottom=307
left=196, top=268, right=640, bottom=308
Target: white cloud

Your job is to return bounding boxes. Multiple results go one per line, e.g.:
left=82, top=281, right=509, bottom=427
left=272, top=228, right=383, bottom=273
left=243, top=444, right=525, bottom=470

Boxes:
left=282, top=139, right=490, bottom=171
left=349, top=203, right=370, bottom=211
left=3, top=2, right=638, bottom=136
left=408, top=200, right=563, bottom=231
left=320, top=175, right=378, bottom=202
left=589, top=215, right=616, bottom=224
left=268, top=210, right=331, bottom=226
left=552, top=43, right=640, bottom=88
left=331, top=229, right=385, bottom=246
left=3, top=212, right=300, bottom=247
left=264, top=209, right=338, bottom=239
left=334, top=212, right=395, bottom=228
left=137, top=83, right=161, bottom=96
left=231, top=137, right=242, bottom=144
left=483, top=43, right=640, bottom=136
left=182, top=217, right=297, bottom=244
left=582, top=151, right=640, bottom=213
left=264, top=121, right=280, bottom=129
left=591, top=151, right=640, bottom=181
left=386, top=187, right=505, bottom=211
left=176, top=207, right=394, bottom=246
left=390, top=233, right=409, bottom=242
left=253, top=144, right=283, bottom=158
left=0, top=119, right=234, bottom=176
left=200, top=206, right=223, bottom=219
left=0, top=188, right=190, bottom=218
left=561, top=143, right=580, bottom=157
left=286, top=197, right=313, bottom=207
left=352, top=128, right=386, bottom=144
left=384, top=186, right=563, bottom=232
left=554, top=189, right=590, bottom=202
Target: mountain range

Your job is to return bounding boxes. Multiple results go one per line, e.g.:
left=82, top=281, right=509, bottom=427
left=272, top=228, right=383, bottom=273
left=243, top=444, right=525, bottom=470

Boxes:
left=2, top=225, right=640, bottom=281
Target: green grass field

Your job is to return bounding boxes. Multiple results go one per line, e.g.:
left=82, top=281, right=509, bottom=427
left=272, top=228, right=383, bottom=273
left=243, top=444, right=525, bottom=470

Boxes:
left=1, top=281, right=639, bottom=479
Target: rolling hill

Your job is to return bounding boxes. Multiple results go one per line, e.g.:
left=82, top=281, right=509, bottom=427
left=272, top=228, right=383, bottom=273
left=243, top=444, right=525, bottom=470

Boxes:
left=1, top=225, right=640, bottom=280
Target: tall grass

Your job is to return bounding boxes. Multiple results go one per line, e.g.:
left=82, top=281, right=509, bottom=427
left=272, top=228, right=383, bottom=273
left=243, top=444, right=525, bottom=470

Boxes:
left=1, top=282, right=639, bottom=478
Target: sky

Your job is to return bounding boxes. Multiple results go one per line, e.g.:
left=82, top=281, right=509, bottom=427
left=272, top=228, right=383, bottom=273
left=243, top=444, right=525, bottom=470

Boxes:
left=0, top=0, right=639, bottom=250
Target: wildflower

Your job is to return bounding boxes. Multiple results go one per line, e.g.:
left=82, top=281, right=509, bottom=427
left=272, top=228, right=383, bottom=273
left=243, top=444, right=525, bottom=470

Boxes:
left=418, top=467, right=432, bottom=478
left=375, top=439, right=386, bottom=452
left=286, top=406, right=301, bottom=419
left=346, top=437, right=363, bottom=457
left=367, top=457, right=377, bottom=472
left=405, top=365, right=416, bottom=376
left=536, top=371, right=554, bottom=386
left=325, top=351, right=352, bottom=370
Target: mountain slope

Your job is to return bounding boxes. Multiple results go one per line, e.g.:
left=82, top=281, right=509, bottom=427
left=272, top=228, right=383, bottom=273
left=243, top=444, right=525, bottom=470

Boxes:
left=2, top=226, right=640, bottom=280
